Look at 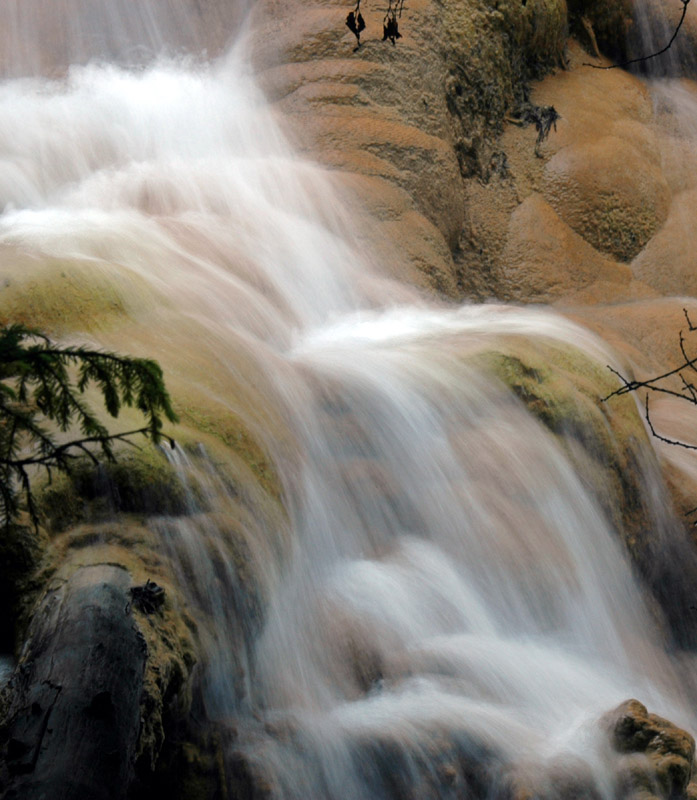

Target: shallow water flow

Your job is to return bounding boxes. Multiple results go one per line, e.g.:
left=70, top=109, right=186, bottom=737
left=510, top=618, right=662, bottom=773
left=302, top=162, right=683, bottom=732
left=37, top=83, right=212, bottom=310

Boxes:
left=0, top=4, right=696, bottom=798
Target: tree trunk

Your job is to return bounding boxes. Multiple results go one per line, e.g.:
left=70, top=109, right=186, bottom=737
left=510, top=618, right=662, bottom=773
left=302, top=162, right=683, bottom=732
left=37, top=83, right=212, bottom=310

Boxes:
left=0, top=565, right=146, bottom=800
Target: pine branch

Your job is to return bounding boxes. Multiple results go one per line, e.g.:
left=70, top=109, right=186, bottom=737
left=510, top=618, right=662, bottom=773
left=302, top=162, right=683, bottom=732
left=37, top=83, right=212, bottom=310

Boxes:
left=0, top=324, right=178, bottom=531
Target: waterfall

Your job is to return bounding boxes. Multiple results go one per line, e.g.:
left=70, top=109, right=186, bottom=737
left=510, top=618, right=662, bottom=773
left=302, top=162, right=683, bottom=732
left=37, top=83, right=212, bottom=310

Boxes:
left=2, top=2, right=697, bottom=798
left=627, top=0, right=697, bottom=78
left=0, top=0, right=251, bottom=76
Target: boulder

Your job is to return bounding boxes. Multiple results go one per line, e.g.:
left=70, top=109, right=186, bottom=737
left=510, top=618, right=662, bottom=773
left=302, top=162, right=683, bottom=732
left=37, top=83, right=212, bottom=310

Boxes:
left=606, top=699, right=695, bottom=799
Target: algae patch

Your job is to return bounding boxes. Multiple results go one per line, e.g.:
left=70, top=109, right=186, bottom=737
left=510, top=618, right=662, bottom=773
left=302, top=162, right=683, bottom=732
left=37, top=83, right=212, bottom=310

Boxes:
left=39, top=446, right=190, bottom=532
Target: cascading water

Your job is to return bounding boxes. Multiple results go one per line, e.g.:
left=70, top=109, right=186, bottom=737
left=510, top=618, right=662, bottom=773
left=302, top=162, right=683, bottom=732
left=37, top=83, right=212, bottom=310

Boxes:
left=2, top=1, right=697, bottom=798
left=0, top=0, right=250, bottom=76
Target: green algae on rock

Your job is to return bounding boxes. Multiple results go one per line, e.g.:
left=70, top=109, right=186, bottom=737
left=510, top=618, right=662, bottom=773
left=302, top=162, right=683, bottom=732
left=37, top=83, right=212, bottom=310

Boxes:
left=38, top=446, right=190, bottom=532
left=442, top=0, right=568, bottom=179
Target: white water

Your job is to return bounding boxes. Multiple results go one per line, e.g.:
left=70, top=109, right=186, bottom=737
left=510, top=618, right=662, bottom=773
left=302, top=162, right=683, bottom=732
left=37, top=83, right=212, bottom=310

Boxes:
left=1, top=5, right=696, bottom=798
left=0, top=655, right=13, bottom=687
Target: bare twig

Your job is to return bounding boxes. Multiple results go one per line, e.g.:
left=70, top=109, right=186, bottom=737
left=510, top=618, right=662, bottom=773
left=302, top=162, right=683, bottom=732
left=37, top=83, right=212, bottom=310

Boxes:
left=644, top=394, right=697, bottom=450
left=680, top=374, right=697, bottom=402
left=602, top=348, right=697, bottom=400
left=603, top=310, right=697, bottom=524
left=685, top=307, right=697, bottom=331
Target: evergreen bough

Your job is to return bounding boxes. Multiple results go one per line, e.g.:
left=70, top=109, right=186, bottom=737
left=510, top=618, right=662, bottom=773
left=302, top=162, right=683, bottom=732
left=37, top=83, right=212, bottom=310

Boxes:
left=0, top=324, right=178, bottom=529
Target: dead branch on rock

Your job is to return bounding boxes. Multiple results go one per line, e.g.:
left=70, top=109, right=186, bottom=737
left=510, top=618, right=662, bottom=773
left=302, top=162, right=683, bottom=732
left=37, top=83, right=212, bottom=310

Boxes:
left=346, top=0, right=366, bottom=49
left=506, top=102, right=560, bottom=157
left=584, top=0, right=691, bottom=70
left=344, top=0, right=408, bottom=49
left=383, top=0, right=404, bottom=45
left=603, top=309, right=697, bottom=518
left=580, top=15, right=601, bottom=60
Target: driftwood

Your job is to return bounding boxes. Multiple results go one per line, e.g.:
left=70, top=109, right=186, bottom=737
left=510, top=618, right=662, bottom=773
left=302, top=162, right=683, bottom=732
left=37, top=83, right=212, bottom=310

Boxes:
left=0, top=565, right=147, bottom=800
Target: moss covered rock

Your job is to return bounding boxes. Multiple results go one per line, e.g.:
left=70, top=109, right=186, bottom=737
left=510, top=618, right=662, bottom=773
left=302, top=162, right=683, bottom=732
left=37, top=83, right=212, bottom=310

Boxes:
left=38, top=446, right=189, bottom=532
left=443, top=0, right=567, bottom=178
left=468, top=335, right=697, bottom=646
left=543, top=133, right=670, bottom=261
left=606, top=699, right=696, bottom=799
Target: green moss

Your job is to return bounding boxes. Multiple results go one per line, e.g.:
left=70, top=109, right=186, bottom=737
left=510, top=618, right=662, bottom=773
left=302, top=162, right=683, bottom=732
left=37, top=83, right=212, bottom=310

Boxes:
left=472, top=341, right=647, bottom=466
left=443, top=0, right=567, bottom=178
left=38, top=446, right=189, bottom=532
left=176, top=403, right=282, bottom=503
left=468, top=339, right=658, bottom=572
left=0, top=253, right=154, bottom=337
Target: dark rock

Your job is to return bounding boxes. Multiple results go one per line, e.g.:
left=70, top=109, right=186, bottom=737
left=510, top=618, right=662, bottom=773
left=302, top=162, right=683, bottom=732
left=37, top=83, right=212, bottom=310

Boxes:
left=130, top=580, right=166, bottom=615
left=0, top=565, right=147, bottom=800
left=605, top=699, right=695, bottom=798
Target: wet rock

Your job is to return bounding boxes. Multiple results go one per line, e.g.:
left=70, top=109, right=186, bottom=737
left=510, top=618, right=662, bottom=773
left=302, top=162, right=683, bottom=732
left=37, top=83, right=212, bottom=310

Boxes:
left=631, top=189, right=697, bottom=297
left=253, top=0, right=568, bottom=298
left=130, top=580, right=166, bottom=615
left=39, top=448, right=191, bottom=531
left=605, top=699, right=695, bottom=798
left=0, top=566, right=146, bottom=800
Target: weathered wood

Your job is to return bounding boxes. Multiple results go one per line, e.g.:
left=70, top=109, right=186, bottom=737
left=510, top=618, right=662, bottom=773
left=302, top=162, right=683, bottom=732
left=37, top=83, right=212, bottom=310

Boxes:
left=0, top=565, right=147, bottom=800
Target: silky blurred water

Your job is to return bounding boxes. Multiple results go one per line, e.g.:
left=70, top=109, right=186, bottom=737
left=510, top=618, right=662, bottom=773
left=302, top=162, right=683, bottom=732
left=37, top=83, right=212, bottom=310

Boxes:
left=1, top=2, right=696, bottom=798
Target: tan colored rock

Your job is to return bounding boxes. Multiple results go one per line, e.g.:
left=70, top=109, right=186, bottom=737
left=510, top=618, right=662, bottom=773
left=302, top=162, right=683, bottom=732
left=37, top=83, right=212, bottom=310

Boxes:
left=543, top=134, right=670, bottom=262
left=533, top=59, right=656, bottom=153
left=570, top=297, right=697, bottom=382
left=631, top=190, right=697, bottom=296
left=462, top=41, right=672, bottom=304
left=500, top=192, right=635, bottom=301
left=658, top=132, right=697, bottom=196
left=253, top=0, right=569, bottom=298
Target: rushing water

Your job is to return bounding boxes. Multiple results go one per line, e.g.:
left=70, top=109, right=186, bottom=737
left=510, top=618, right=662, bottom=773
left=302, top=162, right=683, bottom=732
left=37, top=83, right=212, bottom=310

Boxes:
left=1, top=2, right=697, bottom=798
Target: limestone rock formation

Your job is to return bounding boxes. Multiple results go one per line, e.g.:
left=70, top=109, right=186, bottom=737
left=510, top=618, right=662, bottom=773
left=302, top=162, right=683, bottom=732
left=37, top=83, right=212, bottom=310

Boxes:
left=606, top=699, right=696, bottom=800
left=4, top=0, right=697, bottom=797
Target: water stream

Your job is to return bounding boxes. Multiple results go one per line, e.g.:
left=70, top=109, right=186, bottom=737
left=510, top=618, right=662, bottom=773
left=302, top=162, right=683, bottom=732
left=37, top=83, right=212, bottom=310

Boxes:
left=1, top=2, right=696, bottom=798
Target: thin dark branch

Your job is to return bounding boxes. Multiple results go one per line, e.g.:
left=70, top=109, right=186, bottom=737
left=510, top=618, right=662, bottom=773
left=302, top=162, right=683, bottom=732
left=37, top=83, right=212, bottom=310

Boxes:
left=602, top=371, right=697, bottom=405
left=18, top=465, right=39, bottom=527
left=0, top=427, right=154, bottom=469
left=634, top=384, right=697, bottom=402
left=602, top=354, right=697, bottom=400
left=679, top=330, right=697, bottom=379
left=584, top=0, right=691, bottom=71
left=685, top=307, right=697, bottom=332
left=644, top=394, right=697, bottom=450
left=601, top=365, right=633, bottom=401
left=680, top=374, right=697, bottom=402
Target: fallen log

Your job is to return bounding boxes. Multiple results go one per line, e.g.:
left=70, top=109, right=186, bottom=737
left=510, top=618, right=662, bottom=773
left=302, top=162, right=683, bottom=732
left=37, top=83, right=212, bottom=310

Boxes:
left=0, top=564, right=146, bottom=800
